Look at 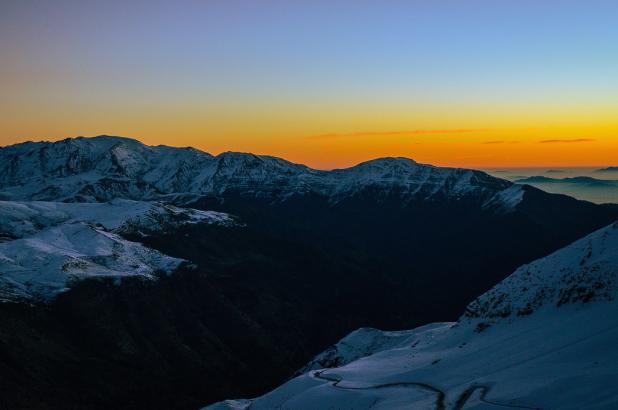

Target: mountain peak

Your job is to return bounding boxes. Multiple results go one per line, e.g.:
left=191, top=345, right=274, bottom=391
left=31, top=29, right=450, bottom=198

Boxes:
left=359, top=156, right=418, bottom=165
left=350, top=156, right=418, bottom=170
left=79, top=135, right=142, bottom=143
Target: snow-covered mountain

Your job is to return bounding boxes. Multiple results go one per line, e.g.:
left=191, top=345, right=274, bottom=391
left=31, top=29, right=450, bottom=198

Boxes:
left=0, top=136, right=522, bottom=209
left=0, top=200, right=234, bottom=302
left=207, top=221, right=618, bottom=410
left=4, top=135, right=618, bottom=409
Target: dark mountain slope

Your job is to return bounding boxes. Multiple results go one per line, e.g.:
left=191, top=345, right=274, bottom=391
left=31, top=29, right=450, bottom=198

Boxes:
left=0, top=265, right=290, bottom=410
left=1, top=189, right=615, bottom=409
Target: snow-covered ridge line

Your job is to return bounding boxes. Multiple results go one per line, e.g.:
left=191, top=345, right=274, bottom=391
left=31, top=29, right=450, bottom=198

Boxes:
left=463, top=220, right=618, bottom=322
left=0, top=199, right=234, bottom=239
left=296, top=323, right=454, bottom=375
left=0, top=136, right=523, bottom=210
left=0, top=200, right=236, bottom=302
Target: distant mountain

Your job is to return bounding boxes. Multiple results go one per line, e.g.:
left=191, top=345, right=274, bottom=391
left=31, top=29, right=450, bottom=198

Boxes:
left=210, top=221, right=618, bottom=410
left=1, top=136, right=617, bottom=409
left=516, top=175, right=618, bottom=186
left=596, top=166, right=618, bottom=172
left=515, top=175, right=618, bottom=204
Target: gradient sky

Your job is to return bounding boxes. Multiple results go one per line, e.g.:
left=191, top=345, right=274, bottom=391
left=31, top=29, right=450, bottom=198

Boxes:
left=1, top=0, right=617, bottom=169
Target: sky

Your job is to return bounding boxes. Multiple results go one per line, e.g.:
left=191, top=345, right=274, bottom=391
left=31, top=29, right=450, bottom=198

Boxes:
left=1, top=0, right=617, bottom=169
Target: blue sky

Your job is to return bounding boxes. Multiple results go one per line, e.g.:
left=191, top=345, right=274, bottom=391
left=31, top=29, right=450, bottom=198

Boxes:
left=1, top=0, right=617, bottom=167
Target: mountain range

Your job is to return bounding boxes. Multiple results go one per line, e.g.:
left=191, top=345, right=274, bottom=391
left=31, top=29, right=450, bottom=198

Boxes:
left=516, top=176, right=618, bottom=186
left=0, top=136, right=617, bottom=409
left=595, top=166, right=618, bottom=173
left=514, top=176, right=618, bottom=205
left=1, top=135, right=521, bottom=207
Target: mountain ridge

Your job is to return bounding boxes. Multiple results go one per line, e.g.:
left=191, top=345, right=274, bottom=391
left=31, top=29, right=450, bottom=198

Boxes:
left=0, top=135, right=520, bottom=209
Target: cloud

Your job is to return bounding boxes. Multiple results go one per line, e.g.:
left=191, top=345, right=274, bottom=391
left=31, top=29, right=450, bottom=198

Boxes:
left=307, top=128, right=489, bottom=140
left=482, top=140, right=521, bottom=145
left=538, top=138, right=595, bottom=144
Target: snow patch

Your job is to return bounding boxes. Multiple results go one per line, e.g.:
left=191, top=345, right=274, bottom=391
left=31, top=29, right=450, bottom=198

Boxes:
left=0, top=200, right=236, bottom=302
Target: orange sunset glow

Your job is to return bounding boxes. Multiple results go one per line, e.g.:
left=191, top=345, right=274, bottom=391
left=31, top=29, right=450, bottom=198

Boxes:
left=2, top=121, right=616, bottom=170
left=1, top=1, right=617, bottom=169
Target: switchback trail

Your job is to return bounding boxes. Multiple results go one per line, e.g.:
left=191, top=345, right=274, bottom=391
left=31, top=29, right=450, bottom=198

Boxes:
left=313, top=371, right=542, bottom=410
left=313, top=370, right=446, bottom=410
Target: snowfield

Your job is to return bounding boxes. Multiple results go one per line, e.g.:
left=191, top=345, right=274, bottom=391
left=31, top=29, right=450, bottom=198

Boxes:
left=0, top=200, right=234, bottom=302
left=206, top=222, right=618, bottom=410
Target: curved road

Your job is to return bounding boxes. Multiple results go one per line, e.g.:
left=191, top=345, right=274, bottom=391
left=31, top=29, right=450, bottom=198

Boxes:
left=313, top=370, right=446, bottom=410
left=312, top=370, right=542, bottom=410
left=453, top=385, right=542, bottom=410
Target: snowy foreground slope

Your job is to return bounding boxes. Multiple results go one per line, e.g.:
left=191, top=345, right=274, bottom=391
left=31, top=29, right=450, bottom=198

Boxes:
left=0, top=200, right=233, bottom=302
left=207, top=222, right=618, bottom=410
